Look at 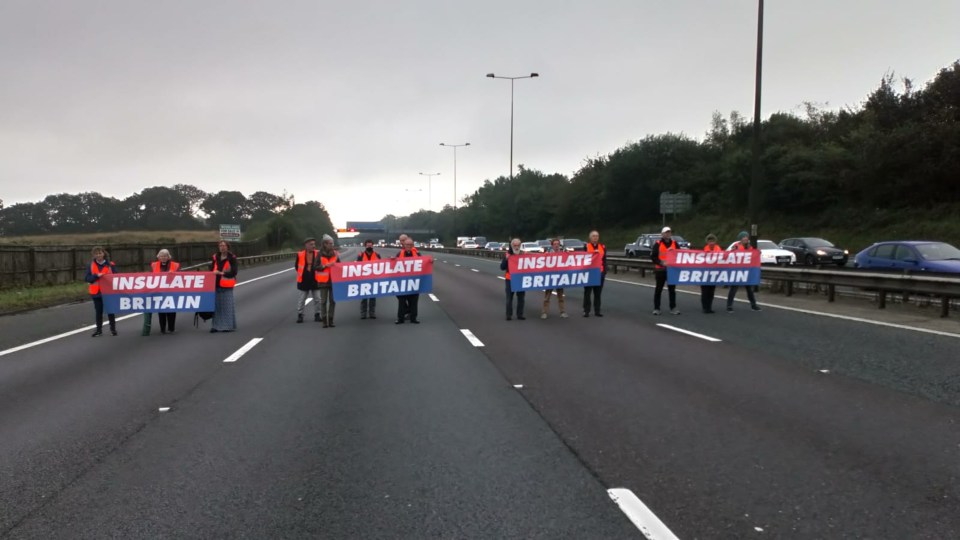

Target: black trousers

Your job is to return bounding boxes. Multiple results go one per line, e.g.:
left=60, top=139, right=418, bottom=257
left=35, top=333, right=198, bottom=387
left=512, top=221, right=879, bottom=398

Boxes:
left=158, top=313, right=176, bottom=332
left=92, top=297, right=116, bottom=330
left=583, top=274, right=605, bottom=314
left=700, top=286, right=716, bottom=311
left=727, top=285, right=757, bottom=308
left=397, top=294, right=419, bottom=322
left=504, top=279, right=525, bottom=317
left=361, top=298, right=377, bottom=317
left=653, top=270, right=676, bottom=310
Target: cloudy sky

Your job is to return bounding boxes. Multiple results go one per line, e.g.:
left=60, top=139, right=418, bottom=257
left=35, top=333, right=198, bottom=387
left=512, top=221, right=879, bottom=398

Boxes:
left=2, top=0, right=957, bottom=227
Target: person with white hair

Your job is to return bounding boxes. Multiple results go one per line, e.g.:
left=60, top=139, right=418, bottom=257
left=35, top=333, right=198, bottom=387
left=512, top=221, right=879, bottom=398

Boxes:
left=500, top=238, right=526, bottom=320
left=316, top=234, right=341, bottom=328
left=143, top=248, right=182, bottom=335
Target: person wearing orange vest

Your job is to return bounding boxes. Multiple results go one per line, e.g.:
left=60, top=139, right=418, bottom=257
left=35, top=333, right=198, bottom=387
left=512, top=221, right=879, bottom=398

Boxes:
left=583, top=230, right=607, bottom=317
left=541, top=238, right=567, bottom=319
left=210, top=240, right=238, bottom=333
left=395, top=238, right=421, bottom=324
left=500, top=238, right=526, bottom=320
left=150, top=249, right=181, bottom=334
left=700, top=234, right=721, bottom=313
left=84, top=246, right=117, bottom=337
left=317, top=234, right=341, bottom=328
left=357, top=239, right=381, bottom=319
left=652, top=226, right=679, bottom=316
left=727, top=231, right=762, bottom=313
left=295, top=237, right=322, bottom=324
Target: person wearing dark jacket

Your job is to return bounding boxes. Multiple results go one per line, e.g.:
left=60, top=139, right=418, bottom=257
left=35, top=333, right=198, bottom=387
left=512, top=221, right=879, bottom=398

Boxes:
left=583, top=230, right=607, bottom=317
left=317, top=234, right=341, bottom=327
left=210, top=240, right=238, bottom=332
left=700, top=234, right=721, bottom=313
left=295, top=237, right=322, bottom=323
left=85, top=246, right=117, bottom=337
left=652, top=226, right=679, bottom=315
left=727, top=231, right=762, bottom=313
left=357, top=239, right=381, bottom=319
left=500, top=238, right=526, bottom=320
left=395, top=238, right=420, bottom=324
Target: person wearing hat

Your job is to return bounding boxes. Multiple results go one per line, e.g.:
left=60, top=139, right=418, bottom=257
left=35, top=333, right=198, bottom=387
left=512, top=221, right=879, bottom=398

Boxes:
left=651, top=226, right=679, bottom=315
left=317, top=234, right=341, bottom=327
left=294, top=237, right=322, bottom=323
left=700, top=234, right=722, bottom=313
left=726, top=231, right=762, bottom=312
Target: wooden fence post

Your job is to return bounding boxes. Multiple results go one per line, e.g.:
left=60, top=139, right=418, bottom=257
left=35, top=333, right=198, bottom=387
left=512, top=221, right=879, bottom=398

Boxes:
left=28, top=248, right=37, bottom=286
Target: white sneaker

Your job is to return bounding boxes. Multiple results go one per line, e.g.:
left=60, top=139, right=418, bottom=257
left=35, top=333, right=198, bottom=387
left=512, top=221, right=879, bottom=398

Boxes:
left=540, top=313, right=548, bottom=319
left=670, top=308, right=681, bottom=315
left=560, top=312, right=568, bottom=319
left=652, top=309, right=661, bottom=316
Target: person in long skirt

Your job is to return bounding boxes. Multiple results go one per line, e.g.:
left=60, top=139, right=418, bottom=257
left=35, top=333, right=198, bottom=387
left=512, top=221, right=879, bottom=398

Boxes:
left=211, top=240, right=238, bottom=332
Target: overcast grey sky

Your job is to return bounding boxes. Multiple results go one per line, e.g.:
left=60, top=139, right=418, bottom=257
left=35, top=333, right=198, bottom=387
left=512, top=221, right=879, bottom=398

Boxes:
left=2, top=1, right=958, bottom=227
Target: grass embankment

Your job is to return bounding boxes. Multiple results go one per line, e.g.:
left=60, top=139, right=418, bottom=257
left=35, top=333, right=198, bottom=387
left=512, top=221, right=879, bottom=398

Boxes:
left=0, top=283, right=89, bottom=315
left=0, top=230, right=221, bottom=246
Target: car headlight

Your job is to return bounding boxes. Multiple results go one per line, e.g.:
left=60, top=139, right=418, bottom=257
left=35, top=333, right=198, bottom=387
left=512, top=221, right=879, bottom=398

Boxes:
left=844, top=250, right=849, bottom=255
left=816, top=250, right=827, bottom=256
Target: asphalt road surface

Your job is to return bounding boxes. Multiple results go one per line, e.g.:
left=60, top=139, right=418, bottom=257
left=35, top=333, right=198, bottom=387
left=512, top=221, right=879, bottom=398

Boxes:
left=1, top=248, right=958, bottom=539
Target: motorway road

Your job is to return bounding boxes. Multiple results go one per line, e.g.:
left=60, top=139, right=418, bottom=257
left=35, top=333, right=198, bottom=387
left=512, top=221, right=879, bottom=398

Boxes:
left=1, top=248, right=959, bottom=538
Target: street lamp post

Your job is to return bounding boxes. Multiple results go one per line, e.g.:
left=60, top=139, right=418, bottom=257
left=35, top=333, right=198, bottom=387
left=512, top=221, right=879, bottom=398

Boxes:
left=439, top=142, right=470, bottom=235
left=748, top=0, right=764, bottom=248
left=485, top=72, right=538, bottom=181
left=418, top=172, right=441, bottom=211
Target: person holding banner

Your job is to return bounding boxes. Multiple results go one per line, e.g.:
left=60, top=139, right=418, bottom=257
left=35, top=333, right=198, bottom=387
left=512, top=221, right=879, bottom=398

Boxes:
left=317, top=234, right=341, bottom=328
left=500, top=238, right=526, bottom=320
left=295, top=237, right=322, bottom=324
left=583, top=231, right=607, bottom=317
left=152, top=249, right=181, bottom=334
left=700, top=234, right=721, bottom=313
left=727, top=232, right=762, bottom=313
left=395, top=238, right=421, bottom=324
left=85, top=246, right=117, bottom=337
left=652, top=226, right=680, bottom=316
left=357, top=239, right=381, bottom=319
left=210, top=240, right=238, bottom=332
left=541, top=238, right=567, bottom=319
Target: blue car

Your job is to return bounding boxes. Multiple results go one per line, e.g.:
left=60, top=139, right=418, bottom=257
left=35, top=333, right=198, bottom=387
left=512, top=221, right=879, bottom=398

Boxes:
left=854, top=241, right=960, bottom=274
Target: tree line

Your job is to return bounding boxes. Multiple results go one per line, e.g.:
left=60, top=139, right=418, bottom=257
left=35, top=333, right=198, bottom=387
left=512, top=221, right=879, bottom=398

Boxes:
left=386, top=61, right=960, bottom=243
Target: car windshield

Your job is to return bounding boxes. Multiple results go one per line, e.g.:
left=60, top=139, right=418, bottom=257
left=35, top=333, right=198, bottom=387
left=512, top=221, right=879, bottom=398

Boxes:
left=915, top=242, right=960, bottom=261
left=563, top=239, right=584, bottom=247
left=485, top=242, right=498, bottom=248
left=804, top=238, right=834, bottom=248
left=757, top=241, right=779, bottom=250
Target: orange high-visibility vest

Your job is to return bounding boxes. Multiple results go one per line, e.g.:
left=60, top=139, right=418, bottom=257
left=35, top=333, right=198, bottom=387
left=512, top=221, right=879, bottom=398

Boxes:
left=88, top=261, right=113, bottom=295
left=587, top=243, right=606, bottom=272
left=318, top=254, right=338, bottom=283
left=733, top=242, right=751, bottom=251
left=296, top=250, right=321, bottom=283
left=213, top=255, right=236, bottom=288
left=655, top=240, right=675, bottom=270
left=397, top=248, right=418, bottom=258
left=151, top=261, right=181, bottom=272
left=361, top=251, right=381, bottom=261
left=704, top=244, right=722, bottom=253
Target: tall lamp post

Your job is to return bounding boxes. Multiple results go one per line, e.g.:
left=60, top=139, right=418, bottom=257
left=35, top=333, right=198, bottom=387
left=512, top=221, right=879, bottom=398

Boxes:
left=439, top=142, right=470, bottom=236
left=418, top=172, right=441, bottom=211
left=485, top=72, right=538, bottom=181
left=748, top=0, right=764, bottom=248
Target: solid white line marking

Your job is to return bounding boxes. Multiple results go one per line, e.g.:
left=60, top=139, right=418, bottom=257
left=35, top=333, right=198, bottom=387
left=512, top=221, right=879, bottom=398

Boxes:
left=428, top=294, right=439, bottom=302
left=460, top=329, right=484, bottom=347
left=471, top=268, right=479, bottom=272
left=608, top=488, right=679, bottom=540
left=656, top=323, right=722, bottom=342
left=513, top=384, right=524, bottom=389
left=223, top=338, right=263, bottom=363
left=497, top=276, right=506, bottom=280
left=236, top=268, right=293, bottom=286
left=158, top=407, right=171, bottom=412
left=605, top=278, right=960, bottom=340
left=455, top=264, right=461, bottom=267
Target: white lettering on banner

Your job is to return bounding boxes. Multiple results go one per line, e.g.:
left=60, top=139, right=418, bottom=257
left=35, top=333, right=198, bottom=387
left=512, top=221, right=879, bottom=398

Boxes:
left=115, top=295, right=203, bottom=310
left=111, top=274, right=206, bottom=291
left=520, top=272, right=590, bottom=289
left=674, top=252, right=754, bottom=265
left=516, top=254, right=594, bottom=271
left=678, top=270, right=750, bottom=283
left=346, top=278, right=421, bottom=297
left=341, top=259, right=425, bottom=279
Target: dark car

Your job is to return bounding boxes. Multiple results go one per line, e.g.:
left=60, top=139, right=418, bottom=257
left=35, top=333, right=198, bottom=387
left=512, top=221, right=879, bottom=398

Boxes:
left=561, top=238, right=585, bottom=251
left=624, top=234, right=660, bottom=258
left=671, top=235, right=691, bottom=250
left=780, top=237, right=849, bottom=266
left=854, top=241, right=960, bottom=274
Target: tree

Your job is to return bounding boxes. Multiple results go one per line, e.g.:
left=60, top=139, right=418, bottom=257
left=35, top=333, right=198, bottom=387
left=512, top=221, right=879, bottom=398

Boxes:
left=201, top=191, right=251, bottom=228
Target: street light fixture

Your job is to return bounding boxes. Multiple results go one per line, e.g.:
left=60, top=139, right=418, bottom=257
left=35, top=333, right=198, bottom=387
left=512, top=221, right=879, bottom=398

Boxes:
left=485, top=72, right=539, bottom=181
left=418, top=172, right=441, bottom=211
left=439, top=142, right=470, bottom=235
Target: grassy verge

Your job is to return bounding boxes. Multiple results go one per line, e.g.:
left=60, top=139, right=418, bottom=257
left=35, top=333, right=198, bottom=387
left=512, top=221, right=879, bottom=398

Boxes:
left=0, top=229, right=221, bottom=246
left=0, top=282, right=89, bottom=315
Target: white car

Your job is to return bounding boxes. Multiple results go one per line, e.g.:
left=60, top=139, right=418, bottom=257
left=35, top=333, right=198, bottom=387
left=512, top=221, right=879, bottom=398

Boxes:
left=727, top=239, right=796, bottom=266
left=520, top=242, right=545, bottom=254
left=462, top=241, right=479, bottom=249
left=429, top=243, right=444, bottom=249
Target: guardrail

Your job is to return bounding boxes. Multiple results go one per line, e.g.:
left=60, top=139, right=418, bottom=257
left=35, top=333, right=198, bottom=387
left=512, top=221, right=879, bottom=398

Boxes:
left=182, top=251, right=296, bottom=271
left=424, top=247, right=960, bottom=318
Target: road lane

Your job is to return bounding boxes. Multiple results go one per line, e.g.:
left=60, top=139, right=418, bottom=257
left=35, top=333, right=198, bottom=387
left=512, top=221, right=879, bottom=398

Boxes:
left=429, top=250, right=960, bottom=538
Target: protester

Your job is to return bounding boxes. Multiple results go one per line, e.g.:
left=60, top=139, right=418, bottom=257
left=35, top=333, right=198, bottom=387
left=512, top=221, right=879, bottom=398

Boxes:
left=541, top=238, right=567, bottom=319
left=210, top=240, right=238, bottom=332
left=357, top=239, right=381, bottom=319
left=85, top=246, right=117, bottom=337
left=583, top=230, right=607, bottom=317
left=295, top=237, right=322, bottom=323
left=317, top=234, right=340, bottom=328
left=501, top=238, right=526, bottom=320
left=727, top=231, right=762, bottom=313
left=700, top=234, right=721, bottom=314
left=148, top=249, right=181, bottom=334
left=652, top=226, right=679, bottom=315
left=395, top=238, right=420, bottom=324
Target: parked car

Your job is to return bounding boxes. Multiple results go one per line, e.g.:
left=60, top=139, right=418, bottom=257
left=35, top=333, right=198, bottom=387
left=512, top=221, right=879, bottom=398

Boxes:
left=520, top=242, right=545, bottom=254
left=536, top=239, right=552, bottom=252
left=462, top=241, right=479, bottom=249
left=624, top=234, right=661, bottom=258
left=854, top=241, right=960, bottom=273
left=726, top=239, right=796, bottom=266
left=561, top=238, right=586, bottom=252
left=671, top=235, right=692, bottom=250
left=780, top=237, right=849, bottom=266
